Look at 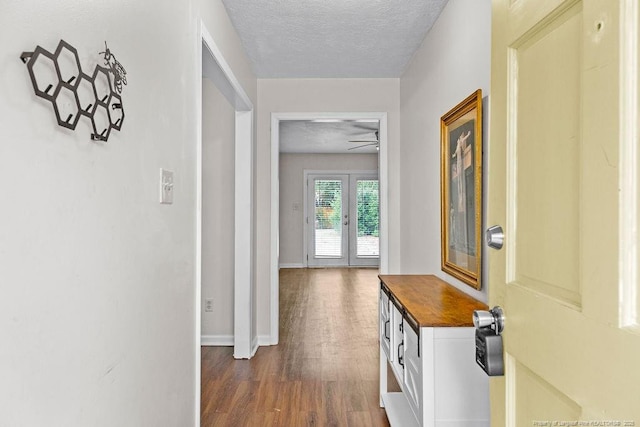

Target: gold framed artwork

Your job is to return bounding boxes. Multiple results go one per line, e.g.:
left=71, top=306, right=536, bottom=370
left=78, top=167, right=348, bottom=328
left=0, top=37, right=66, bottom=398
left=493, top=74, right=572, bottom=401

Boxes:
left=440, top=89, right=483, bottom=290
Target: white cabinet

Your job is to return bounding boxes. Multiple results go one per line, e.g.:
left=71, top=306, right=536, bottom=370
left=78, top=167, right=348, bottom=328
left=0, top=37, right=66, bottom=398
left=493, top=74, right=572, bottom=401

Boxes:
left=403, top=322, right=421, bottom=421
left=379, top=289, right=391, bottom=362
left=390, top=303, right=404, bottom=384
left=379, top=276, right=490, bottom=427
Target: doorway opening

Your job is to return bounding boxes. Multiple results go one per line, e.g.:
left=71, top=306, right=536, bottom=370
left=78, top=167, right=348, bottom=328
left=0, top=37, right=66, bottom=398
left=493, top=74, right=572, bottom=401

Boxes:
left=270, top=112, right=389, bottom=345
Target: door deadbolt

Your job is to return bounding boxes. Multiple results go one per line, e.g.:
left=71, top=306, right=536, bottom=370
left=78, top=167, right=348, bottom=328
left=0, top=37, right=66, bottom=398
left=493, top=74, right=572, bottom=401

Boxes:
left=486, top=225, right=504, bottom=250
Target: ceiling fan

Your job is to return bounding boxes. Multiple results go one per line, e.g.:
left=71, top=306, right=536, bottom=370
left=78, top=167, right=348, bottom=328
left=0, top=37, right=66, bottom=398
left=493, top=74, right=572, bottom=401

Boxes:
left=348, top=131, right=379, bottom=151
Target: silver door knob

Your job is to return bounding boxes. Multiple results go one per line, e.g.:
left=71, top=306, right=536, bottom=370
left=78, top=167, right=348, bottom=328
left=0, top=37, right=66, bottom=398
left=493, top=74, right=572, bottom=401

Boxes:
left=473, top=306, right=505, bottom=334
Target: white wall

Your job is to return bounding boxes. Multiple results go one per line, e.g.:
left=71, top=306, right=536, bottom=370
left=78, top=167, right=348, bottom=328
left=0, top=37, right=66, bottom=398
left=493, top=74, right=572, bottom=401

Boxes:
left=279, top=153, right=378, bottom=266
left=0, top=0, right=256, bottom=425
left=201, top=78, right=235, bottom=342
left=399, top=0, right=491, bottom=302
left=257, top=78, right=401, bottom=338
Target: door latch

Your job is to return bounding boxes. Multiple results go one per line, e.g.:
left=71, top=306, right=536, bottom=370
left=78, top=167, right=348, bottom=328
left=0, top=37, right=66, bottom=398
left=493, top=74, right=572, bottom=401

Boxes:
left=473, top=306, right=505, bottom=376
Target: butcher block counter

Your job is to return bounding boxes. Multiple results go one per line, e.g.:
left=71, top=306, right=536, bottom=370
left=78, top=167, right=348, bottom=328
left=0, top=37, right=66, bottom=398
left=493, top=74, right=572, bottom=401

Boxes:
left=378, top=274, right=488, bottom=327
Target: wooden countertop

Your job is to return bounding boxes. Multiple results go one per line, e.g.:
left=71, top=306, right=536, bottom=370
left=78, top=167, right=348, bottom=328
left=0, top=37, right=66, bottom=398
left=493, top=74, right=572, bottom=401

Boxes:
left=379, top=275, right=488, bottom=327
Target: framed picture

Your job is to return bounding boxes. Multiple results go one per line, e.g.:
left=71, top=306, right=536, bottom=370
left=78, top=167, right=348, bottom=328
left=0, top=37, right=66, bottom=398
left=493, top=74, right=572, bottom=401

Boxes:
left=440, top=89, right=483, bottom=290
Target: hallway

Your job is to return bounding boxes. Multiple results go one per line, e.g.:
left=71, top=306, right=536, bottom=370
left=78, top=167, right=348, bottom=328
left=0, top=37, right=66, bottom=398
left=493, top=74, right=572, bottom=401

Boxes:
left=201, top=268, right=390, bottom=426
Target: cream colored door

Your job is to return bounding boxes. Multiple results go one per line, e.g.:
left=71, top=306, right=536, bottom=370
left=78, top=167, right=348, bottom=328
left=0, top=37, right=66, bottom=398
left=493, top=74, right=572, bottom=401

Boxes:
left=489, top=0, right=640, bottom=425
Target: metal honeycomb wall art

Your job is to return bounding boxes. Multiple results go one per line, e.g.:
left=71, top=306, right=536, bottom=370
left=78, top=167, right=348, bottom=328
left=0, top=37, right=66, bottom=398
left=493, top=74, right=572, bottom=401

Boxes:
left=20, top=40, right=126, bottom=142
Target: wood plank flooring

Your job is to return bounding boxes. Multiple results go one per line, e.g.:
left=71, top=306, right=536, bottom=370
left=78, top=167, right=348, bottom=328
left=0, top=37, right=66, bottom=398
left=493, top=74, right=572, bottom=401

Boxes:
left=201, top=268, right=392, bottom=426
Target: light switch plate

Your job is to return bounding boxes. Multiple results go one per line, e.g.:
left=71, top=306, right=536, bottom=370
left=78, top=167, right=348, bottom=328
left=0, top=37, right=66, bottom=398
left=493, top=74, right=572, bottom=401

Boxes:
left=160, top=169, right=174, bottom=204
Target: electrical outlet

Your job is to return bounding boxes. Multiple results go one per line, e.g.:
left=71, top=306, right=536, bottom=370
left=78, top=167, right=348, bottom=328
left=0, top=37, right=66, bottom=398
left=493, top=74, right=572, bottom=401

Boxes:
left=204, top=298, right=213, bottom=312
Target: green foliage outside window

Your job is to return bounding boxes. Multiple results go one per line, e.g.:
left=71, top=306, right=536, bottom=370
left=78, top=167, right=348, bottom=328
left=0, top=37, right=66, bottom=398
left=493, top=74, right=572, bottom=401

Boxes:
left=314, top=179, right=379, bottom=236
left=357, top=180, right=379, bottom=237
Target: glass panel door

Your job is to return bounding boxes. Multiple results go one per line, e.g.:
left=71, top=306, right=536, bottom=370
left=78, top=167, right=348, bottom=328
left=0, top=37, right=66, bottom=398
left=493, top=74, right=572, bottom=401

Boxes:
left=307, top=175, right=349, bottom=266
left=349, top=175, right=379, bottom=266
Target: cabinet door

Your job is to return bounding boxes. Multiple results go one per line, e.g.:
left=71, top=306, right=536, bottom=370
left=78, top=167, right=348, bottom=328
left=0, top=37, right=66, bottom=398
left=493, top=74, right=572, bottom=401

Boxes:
left=379, top=290, right=391, bottom=361
left=390, top=304, right=404, bottom=386
left=403, top=325, right=422, bottom=424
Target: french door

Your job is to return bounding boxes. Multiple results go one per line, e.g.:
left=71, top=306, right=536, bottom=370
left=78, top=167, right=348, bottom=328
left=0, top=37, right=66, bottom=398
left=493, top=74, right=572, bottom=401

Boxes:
left=306, top=173, right=379, bottom=267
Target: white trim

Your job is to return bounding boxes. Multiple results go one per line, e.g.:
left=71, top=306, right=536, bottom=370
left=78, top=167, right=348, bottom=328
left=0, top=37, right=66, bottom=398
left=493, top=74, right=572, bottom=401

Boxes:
left=620, top=0, right=639, bottom=331
left=200, top=21, right=256, bottom=366
left=258, top=335, right=273, bottom=346
left=270, top=119, right=280, bottom=345
left=279, top=263, right=305, bottom=269
left=250, top=334, right=259, bottom=357
left=194, top=24, right=203, bottom=427
left=201, top=335, right=234, bottom=346
left=199, top=334, right=269, bottom=349
left=270, top=112, right=390, bottom=345
left=201, top=28, right=252, bottom=112
left=233, top=110, right=254, bottom=359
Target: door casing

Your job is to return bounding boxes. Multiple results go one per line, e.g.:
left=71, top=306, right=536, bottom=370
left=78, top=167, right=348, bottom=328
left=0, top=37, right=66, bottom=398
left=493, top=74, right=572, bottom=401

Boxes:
left=198, top=18, right=255, bottom=397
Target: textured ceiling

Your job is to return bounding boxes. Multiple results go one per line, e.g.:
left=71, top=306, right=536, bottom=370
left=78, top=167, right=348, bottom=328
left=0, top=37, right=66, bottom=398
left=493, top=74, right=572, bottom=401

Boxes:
left=280, top=120, right=380, bottom=154
left=221, top=0, right=449, bottom=78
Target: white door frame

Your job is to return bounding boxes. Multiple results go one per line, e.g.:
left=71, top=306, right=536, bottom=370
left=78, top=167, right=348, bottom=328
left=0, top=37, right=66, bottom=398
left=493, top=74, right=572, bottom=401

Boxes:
left=196, top=20, right=255, bottom=421
left=270, top=112, right=389, bottom=345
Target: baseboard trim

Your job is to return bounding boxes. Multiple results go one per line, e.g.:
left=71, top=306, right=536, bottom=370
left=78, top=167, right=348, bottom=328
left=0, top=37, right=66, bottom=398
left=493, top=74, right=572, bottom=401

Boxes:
left=251, top=335, right=259, bottom=357
left=279, top=263, right=304, bottom=269
left=202, top=335, right=277, bottom=349
left=258, top=334, right=277, bottom=346
left=201, top=334, right=233, bottom=346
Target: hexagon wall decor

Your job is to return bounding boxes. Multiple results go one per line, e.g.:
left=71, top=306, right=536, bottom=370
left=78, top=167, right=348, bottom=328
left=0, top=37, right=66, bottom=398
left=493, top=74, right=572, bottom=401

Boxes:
left=20, top=40, right=127, bottom=142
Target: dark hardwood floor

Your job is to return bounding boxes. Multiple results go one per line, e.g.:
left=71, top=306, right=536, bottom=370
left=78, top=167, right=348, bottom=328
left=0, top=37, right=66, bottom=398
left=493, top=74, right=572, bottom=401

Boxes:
left=201, top=268, right=391, bottom=426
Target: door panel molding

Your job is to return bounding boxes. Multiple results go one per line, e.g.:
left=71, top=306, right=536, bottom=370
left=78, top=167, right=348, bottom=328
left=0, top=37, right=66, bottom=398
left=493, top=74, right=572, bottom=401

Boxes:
left=619, top=0, right=640, bottom=331
left=508, top=1, right=583, bottom=307
left=511, top=357, right=582, bottom=425
left=507, top=0, right=582, bottom=43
